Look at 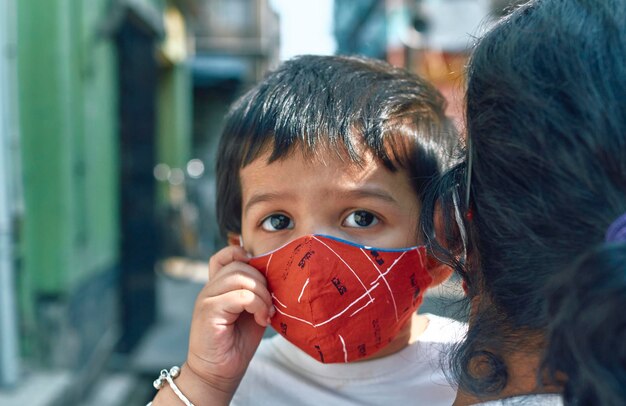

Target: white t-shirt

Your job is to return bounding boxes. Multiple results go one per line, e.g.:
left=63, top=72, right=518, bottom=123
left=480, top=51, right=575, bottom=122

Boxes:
left=472, top=394, right=564, bottom=406
left=231, top=313, right=467, bottom=406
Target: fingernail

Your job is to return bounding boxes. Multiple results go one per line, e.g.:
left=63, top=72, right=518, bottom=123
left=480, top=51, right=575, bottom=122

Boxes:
left=269, top=305, right=276, bottom=318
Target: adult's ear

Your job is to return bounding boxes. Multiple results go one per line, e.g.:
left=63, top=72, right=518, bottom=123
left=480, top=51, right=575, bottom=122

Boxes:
left=227, top=232, right=242, bottom=247
left=426, top=254, right=453, bottom=288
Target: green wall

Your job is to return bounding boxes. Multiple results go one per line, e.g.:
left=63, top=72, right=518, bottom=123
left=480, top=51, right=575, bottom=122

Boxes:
left=157, top=62, right=192, bottom=202
left=16, top=0, right=191, bottom=336
left=13, top=0, right=193, bottom=369
left=17, top=0, right=120, bottom=296
left=158, top=64, right=191, bottom=172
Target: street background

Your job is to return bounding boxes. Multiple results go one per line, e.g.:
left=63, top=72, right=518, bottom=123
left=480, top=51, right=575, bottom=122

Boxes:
left=0, top=1, right=522, bottom=404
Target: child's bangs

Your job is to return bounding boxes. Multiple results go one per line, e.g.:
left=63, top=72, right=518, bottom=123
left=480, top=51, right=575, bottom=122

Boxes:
left=240, top=127, right=415, bottom=174
left=238, top=109, right=374, bottom=169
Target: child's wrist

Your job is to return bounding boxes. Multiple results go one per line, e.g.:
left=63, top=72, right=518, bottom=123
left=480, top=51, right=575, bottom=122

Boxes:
left=180, top=362, right=239, bottom=405
left=151, top=363, right=237, bottom=406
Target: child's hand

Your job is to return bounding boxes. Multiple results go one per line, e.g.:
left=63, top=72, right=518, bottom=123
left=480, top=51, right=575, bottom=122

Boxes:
left=186, top=245, right=274, bottom=396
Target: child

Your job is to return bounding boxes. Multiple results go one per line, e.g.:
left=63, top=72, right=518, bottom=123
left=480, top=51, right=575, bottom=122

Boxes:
left=150, top=54, right=465, bottom=406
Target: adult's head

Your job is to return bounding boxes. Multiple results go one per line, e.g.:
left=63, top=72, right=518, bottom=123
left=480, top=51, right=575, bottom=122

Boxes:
left=422, top=0, right=626, bottom=402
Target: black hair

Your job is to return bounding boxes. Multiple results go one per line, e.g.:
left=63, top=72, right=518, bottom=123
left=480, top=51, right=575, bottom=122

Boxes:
left=216, top=54, right=458, bottom=236
left=421, top=0, right=626, bottom=402
left=544, top=244, right=626, bottom=405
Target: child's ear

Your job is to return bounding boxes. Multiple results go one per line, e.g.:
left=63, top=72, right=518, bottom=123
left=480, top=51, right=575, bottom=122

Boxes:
left=426, top=254, right=453, bottom=288
left=227, top=232, right=242, bottom=247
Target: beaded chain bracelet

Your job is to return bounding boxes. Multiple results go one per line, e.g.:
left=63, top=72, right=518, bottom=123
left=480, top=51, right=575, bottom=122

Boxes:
left=146, top=366, right=195, bottom=406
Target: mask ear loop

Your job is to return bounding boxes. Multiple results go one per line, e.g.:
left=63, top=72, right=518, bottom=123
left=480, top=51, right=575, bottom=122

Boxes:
left=465, top=137, right=473, bottom=209
left=451, top=136, right=473, bottom=266
left=458, top=138, right=473, bottom=295
left=452, top=186, right=468, bottom=266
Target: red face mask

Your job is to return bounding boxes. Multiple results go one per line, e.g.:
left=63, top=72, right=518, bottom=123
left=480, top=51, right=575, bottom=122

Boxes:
left=248, top=234, right=433, bottom=363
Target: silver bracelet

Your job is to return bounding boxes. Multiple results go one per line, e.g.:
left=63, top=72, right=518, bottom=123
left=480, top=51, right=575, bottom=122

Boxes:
left=147, top=366, right=195, bottom=406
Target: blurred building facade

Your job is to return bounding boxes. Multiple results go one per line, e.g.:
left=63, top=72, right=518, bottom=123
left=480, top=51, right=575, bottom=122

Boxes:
left=0, top=0, right=196, bottom=404
left=334, top=0, right=498, bottom=128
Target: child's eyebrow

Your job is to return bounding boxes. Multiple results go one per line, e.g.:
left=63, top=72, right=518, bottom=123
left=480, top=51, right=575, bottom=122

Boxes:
left=243, top=188, right=400, bottom=215
left=243, top=192, right=295, bottom=214
left=337, top=188, right=399, bottom=205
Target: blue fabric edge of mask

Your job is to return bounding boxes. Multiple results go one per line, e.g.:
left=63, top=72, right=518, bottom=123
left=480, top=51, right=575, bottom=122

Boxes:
left=250, top=234, right=419, bottom=259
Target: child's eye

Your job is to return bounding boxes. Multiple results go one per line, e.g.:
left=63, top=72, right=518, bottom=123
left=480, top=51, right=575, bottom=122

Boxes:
left=343, top=210, right=379, bottom=228
left=261, top=214, right=294, bottom=231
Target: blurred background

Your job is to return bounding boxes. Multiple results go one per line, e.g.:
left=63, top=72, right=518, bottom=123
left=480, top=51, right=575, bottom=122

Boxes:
left=0, top=0, right=524, bottom=404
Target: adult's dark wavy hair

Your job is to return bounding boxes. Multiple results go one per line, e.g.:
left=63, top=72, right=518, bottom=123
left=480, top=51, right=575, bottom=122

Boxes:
left=421, top=0, right=626, bottom=402
left=216, top=54, right=459, bottom=236
left=544, top=244, right=626, bottom=405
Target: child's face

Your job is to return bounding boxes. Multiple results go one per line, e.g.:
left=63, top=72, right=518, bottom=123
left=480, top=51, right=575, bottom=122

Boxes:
left=238, top=146, right=420, bottom=256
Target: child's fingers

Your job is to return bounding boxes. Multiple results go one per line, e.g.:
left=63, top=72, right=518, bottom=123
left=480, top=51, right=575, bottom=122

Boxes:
left=206, top=269, right=273, bottom=311
left=204, top=289, right=274, bottom=327
left=224, top=289, right=274, bottom=327
left=208, top=260, right=268, bottom=292
left=195, top=263, right=275, bottom=328
left=208, top=246, right=251, bottom=280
